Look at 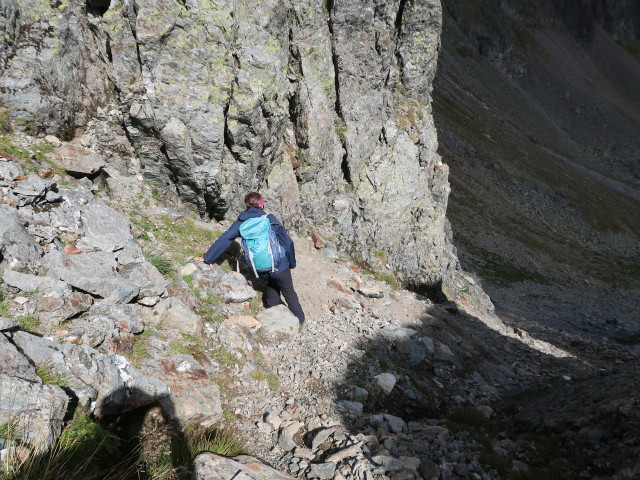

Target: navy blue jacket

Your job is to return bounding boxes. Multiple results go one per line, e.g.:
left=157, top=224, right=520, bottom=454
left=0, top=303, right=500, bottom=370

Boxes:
left=203, top=207, right=296, bottom=276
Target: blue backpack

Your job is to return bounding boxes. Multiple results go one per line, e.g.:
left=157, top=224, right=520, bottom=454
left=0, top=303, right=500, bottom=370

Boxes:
left=239, top=215, right=283, bottom=277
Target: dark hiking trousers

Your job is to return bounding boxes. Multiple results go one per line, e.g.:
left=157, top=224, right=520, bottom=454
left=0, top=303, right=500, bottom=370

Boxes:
left=263, top=269, right=305, bottom=323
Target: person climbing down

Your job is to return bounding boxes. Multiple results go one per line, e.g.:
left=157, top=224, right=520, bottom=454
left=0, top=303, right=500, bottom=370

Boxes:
left=196, top=192, right=305, bottom=324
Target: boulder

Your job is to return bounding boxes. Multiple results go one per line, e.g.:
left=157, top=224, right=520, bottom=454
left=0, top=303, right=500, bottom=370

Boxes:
left=214, top=271, right=256, bottom=303
left=0, top=333, right=39, bottom=382
left=0, top=374, right=68, bottom=449
left=42, top=250, right=139, bottom=303
left=49, top=144, right=106, bottom=175
left=76, top=202, right=133, bottom=252
left=338, top=400, right=364, bottom=418
left=33, top=291, right=94, bottom=325
left=156, top=298, right=203, bottom=336
left=118, top=261, right=167, bottom=298
left=217, top=320, right=251, bottom=352
left=0, top=317, right=18, bottom=331
left=374, top=373, right=396, bottom=395
left=0, top=161, right=24, bottom=180
left=0, top=206, right=43, bottom=274
left=257, top=305, right=300, bottom=335
left=191, top=262, right=227, bottom=296
left=61, top=303, right=144, bottom=349
left=193, top=453, right=295, bottom=480
left=3, top=269, right=72, bottom=296
left=307, top=462, right=337, bottom=479
left=139, top=356, right=223, bottom=426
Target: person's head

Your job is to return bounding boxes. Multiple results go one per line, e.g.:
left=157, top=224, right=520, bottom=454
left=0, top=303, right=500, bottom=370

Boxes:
left=244, top=192, right=264, bottom=209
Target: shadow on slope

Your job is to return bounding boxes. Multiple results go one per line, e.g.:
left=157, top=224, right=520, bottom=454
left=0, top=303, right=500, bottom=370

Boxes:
left=432, top=0, right=640, bottom=344
left=329, top=303, right=640, bottom=479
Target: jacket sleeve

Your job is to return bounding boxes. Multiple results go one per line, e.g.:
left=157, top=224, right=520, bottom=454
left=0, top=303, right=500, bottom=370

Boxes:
left=269, top=215, right=296, bottom=269
left=202, top=220, right=241, bottom=264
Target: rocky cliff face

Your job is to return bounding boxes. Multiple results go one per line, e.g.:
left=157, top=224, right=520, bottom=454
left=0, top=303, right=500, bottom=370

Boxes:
left=0, top=0, right=486, bottom=306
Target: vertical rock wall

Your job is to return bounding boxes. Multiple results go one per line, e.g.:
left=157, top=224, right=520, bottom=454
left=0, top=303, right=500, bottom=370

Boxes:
left=0, top=0, right=486, bottom=305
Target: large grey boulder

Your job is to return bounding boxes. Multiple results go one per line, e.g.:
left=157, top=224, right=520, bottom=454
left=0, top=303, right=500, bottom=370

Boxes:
left=257, top=305, right=300, bottom=335
left=155, top=297, right=203, bottom=336
left=62, top=303, right=144, bottom=350
left=3, top=269, right=72, bottom=296
left=76, top=201, right=133, bottom=252
left=214, top=271, right=256, bottom=303
left=42, top=250, right=139, bottom=303
left=0, top=206, right=43, bottom=274
left=0, top=161, right=24, bottom=181
left=10, top=331, right=169, bottom=417
left=0, top=333, right=39, bottom=382
left=32, top=291, right=94, bottom=325
left=193, top=453, right=294, bottom=480
left=0, top=374, right=68, bottom=449
left=118, top=261, right=167, bottom=299
left=48, top=144, right=106, bottom=175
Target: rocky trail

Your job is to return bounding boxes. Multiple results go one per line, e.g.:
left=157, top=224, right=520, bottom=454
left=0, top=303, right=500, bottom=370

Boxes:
left=1, top=134, right=639, bottom=480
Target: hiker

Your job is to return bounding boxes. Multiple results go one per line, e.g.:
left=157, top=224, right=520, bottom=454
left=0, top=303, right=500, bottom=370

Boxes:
left=196, top=192, right=305, bottom=324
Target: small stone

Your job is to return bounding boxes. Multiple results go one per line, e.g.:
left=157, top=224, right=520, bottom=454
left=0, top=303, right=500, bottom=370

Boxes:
left=278, top=427, right=296, bottom=451
left=326, top=442, right=364, bottom=463
left=358, top=286, right=384, bottom=298
left=180, top=263, right=198, bottom=276
left=228, top=315, right=260, bottom=329
left=264, top=412, right=283, bottom=430
left=374, top=373, right=396, bottom=394
left=307, top=462, right=337, bottom=479
left=294, top=447, right=313, bottom=459
left=44, top=135, right=62, bottom=147
left=256, top=421, right=271, bottom=435
left=453, top=463, right=468, bottom=476
left=384, top=414, right=406, bottom=434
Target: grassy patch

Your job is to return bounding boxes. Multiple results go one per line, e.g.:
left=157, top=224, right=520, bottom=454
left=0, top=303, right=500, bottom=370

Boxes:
left=0, top=109, right=12, bottom=133
left=17, top=316, right=40, bottom=334
left=212, top=347, right=242, bottom=368
left=243, top=297, right=262, bottom=315
left=0, top=294, right=10, bottom=317
left=35, top=364, right=67, bottom=387
left=266, top=374, right=279, bottom=391
left=135, top=214, right=220, bottom=266
left=195, top=304, right=225, bottom=323
left=253, top=351, right=268, bottom=369
left=182, top=425, right=245, bottom=457
left=479, top=447, right=507, bottom=475
left=129, top=329, right=155, bottom=366
left=149, top=255, right=173, bottom=277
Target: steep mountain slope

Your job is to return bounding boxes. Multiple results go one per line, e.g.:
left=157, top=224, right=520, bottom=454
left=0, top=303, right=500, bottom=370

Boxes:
left=433, top=0, right=640, bottom=345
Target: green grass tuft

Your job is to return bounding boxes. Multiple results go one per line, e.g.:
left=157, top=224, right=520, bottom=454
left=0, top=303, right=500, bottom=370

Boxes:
left=266, top=374, right=279, bottom=391
left=149, top=256, right=173, bottom=276
left=35, top=364, right=67, bottom=387
left=17, top=316, right=40, bottom=334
